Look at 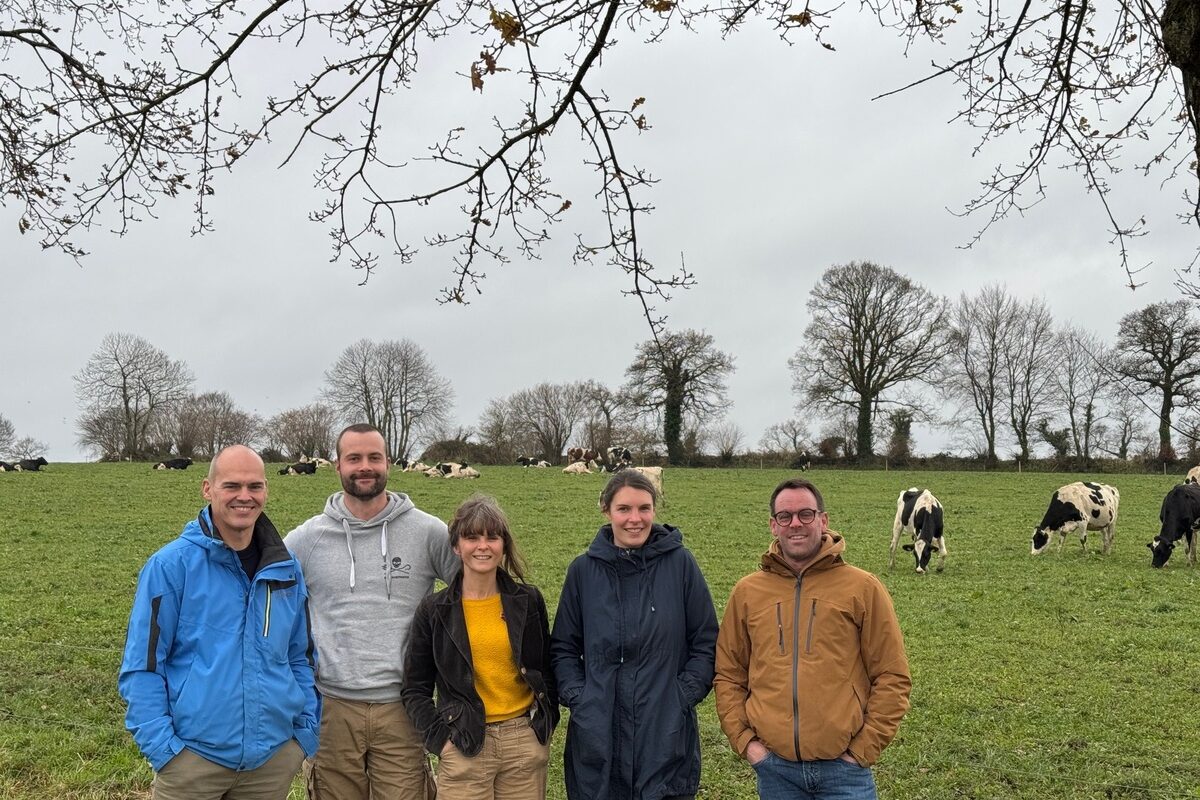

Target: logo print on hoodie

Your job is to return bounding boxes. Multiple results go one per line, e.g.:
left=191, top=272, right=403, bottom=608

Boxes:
left=386, top=556, right=412, bottom=580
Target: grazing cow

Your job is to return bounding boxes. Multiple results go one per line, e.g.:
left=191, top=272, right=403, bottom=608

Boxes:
left=279, top=462, right=318, bottom=476
left=154, top=457, right=194, bottom=471
left=631, top=466, right=664, bottom=501
left=1148, top=483, right=1200, bottom=568
left=563, top=461, right=592, bottom=475
left=1185, top=466, right=1200, bottom=485
left=1031, top=481, right=1119, bottom=555
left=16, top=457, right=48, bottom=472
left=889, top=488, right=946, bottom=573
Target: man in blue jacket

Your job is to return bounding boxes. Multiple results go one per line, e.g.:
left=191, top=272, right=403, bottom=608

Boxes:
left=119, top=445, right=320, bottom=800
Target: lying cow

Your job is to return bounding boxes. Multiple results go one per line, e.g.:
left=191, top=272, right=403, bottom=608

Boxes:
left=889, top=488, right=946, bottom=573
left=563, top=461, right=592, bottom=475
left=0, top=461, right=12, bottom=472
left=516, top=456, right=551, bottom=468
left=631, top=466, right=664, bottom=501
left=154, top=458, right=193, bottom=470
left=1032, top=481, right=1119, bottom=555
left=1148, top=482, right=1200, bottom=568
left=279, top=462, right=318, bottom=476
left=15, top=457, right=48, bottom=471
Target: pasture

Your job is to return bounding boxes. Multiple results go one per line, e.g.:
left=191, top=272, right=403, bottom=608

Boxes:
left=1, top=465, right=1198, bottom=799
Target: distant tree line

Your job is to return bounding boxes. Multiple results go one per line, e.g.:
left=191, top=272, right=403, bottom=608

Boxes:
left=63, top=261, right=1200, bottom=468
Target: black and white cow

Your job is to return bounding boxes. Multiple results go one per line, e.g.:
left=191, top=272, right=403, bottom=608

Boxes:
left=16, top=457, right=48, bottom=471
left=0, top=461, right=13, bottom=472
left=607, top=446, right=633, bottom=464
left=154, top=457, right=193, bottom=470
left=1148, top=482, right=1200, bottom=568
left=279, top=461, right=318, bottom=476
left=1031, top=481, right=1119, bottom=555
left=516, top=456, right=549, bottom=467
left=889, top=488, right=946, bottom=573
left=1185, top=465, right=1200, bottom=485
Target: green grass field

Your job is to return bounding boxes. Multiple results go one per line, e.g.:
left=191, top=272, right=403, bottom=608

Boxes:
left=1, top=465, right=1198, bottom=799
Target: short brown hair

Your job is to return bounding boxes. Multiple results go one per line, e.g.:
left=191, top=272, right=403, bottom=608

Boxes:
left=448, top=494, right=528, bottom=582
left=770, top=477, right=825, bottom=514
left=336, top=423, right=384, bottom=458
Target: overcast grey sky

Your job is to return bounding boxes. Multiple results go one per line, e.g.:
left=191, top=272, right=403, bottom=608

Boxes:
left=1, top=12, right=1193, bottom=462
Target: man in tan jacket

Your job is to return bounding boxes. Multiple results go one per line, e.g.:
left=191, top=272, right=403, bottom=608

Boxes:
left=714, top=477, right=911, bottom=800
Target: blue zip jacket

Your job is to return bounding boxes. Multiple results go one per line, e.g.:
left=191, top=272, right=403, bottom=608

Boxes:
left=550, top=523, right=718, bottom=800
left=118, top=507, right=321, bottom=772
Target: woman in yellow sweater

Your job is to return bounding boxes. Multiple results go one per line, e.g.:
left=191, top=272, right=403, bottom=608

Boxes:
left=402, top=494, right=559, bottom=800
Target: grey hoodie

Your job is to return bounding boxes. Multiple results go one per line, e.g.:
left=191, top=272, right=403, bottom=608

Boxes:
left=285, top=491, right=460, bottom=702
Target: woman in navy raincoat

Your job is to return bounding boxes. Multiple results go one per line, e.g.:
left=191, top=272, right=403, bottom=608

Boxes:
left=550, top=470, right=719, bottom=800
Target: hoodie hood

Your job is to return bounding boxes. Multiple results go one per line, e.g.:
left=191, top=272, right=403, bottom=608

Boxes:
left=320, top=490, right=416, bottom=597
left=760, top=530, right=845, bottom=578
left=586, top=522, right=683, bottom=564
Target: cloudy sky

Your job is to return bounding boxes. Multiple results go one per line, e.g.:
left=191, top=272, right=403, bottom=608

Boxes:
left=1, top=10, right=1194, bottom=462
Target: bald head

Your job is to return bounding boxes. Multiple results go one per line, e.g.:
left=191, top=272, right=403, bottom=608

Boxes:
left=208, top=445, right=264, bottom=481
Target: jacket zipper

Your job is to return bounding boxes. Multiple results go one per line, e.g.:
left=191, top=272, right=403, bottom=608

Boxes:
left=805, top=599, right=816, bottom=654
left=791, top=576, right=802, bottom=761
left=776, top=603, right=784, bottom=654
left=263, top=584, right=272, bottom=638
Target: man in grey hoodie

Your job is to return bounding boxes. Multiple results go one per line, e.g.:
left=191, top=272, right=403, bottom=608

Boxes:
left=286, top=424, right=460, bottom=800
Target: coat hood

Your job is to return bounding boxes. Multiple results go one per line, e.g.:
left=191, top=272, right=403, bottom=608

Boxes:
left=586, top=522, right=683, bottom=563
left=322, top=490, right=414, bottom=528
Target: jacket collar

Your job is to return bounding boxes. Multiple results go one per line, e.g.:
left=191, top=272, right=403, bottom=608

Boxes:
left=433, top=568, right=530, bottom=666
left=761, top=532, right=845, bottom=578
left=195, top=505, right=291, bottom=570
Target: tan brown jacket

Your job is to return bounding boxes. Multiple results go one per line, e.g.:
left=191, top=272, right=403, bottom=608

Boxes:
left=714, top=534, right=911, bottom=767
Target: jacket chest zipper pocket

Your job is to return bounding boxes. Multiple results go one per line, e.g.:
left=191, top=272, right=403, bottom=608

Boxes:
left=776, top=603, right=784, bottom=655
left=804, top=599, right=816, bottom=654
left=262, top=585, right=272, bottom=638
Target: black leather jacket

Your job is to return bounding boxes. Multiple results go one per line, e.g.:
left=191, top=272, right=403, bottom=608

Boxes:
left=401, top=569, right=559, bottom=756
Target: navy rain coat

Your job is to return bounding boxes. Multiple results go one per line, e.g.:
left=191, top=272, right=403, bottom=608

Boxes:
left=550, top=523, right=718, bottom=800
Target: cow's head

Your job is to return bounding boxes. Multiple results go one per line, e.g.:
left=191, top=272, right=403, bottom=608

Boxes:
left=1031, top=528, right=1053, bottom=555
left=1147, top=537, right=1174, bottom=568
left=901, top=539, right=931, bottom=573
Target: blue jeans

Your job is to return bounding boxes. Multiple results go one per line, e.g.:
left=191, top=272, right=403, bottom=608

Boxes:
left=751, top=753, right=877, bottom=800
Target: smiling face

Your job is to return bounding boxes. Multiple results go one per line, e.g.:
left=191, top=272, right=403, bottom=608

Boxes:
left=603, top=486, right=656, bottom=549
left=454, top=529, right=506, bottom=578
left=770, top=487, right=828, bottom=569
left=202, top=446, right=267, bottom=545
left=336, top=429, right=389, bottom=500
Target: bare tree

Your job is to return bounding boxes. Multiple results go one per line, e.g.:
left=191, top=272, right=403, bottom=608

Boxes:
left=1095, top=388, right=1149, bottom=461
left=946, top=286, right=1016, bottom=466
left=324, top=339, right=453, bottom=460
left=759, top=418, right=811, bottom=457
left=1115, top=300, right=1200, bottom=460
left=710, top=420, right=744, bottom=465
left=171, top=391, right=261, bottom=458
left=265, top=403, right=338, bottom=460
left=4, top=0, right=1194, bottom=317
left=623, top=330, right=735, bottom=466
left=9, top=436, right=48, bottom=460
left=74, top=333, right=194, bottom=460
left=1003, top=298, right=1056, bottom=463
left=477, top=398, right=532, bottom=464
left=790, top=261, right=949, bottom=460
left=577, top=381, right=633, bottom=457
left=508, top=382, right=589, bottom=462
left=1052, top=327, right=1111, bottom=462
left=0, top=414, right=14, bottom=460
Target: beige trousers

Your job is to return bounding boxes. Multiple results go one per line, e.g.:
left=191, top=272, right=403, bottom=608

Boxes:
left=153, top=739, right=304, bottom=800
left=436, top=716, right=550, bottom=800
left=305, top=697, right=434, bottom=800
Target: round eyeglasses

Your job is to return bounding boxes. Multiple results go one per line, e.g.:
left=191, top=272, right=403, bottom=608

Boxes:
left=772, top=509, right=820, bottom=526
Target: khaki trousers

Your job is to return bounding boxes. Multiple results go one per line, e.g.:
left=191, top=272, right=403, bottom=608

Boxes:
left=306, top=697, right=434, bottom=800
left=153, top=740, right=304, bottom=800
left=436, top=716, right=549, bottom=800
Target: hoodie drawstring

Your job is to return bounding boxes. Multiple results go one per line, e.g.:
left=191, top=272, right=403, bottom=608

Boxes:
left=342, top=519, right=356, bottom=592
left=382, top=520, right=391, bottom=600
